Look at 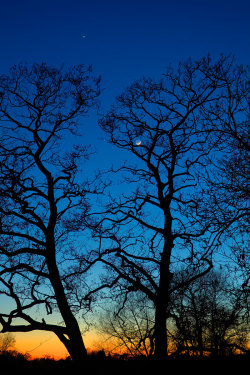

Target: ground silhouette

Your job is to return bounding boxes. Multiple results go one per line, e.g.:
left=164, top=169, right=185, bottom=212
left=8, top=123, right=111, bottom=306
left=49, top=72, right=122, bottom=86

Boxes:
left=0, top=350, right=248, bottom=374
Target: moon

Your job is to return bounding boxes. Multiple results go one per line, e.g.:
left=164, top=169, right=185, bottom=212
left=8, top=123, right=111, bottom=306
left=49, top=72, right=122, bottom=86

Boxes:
left=135, top=140, right=142, bottom=146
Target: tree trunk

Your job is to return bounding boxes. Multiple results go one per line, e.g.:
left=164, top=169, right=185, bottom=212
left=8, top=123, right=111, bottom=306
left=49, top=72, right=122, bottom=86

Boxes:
left=154, top=299, right=168, bottom=359
left=46, top=252, right=88, bottom=362
left=154, top=238, right=173, bottom=359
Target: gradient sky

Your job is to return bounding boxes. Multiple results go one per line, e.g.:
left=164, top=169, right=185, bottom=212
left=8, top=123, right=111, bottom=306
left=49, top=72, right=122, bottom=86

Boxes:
left=0, top=0, right=249, bottom=160
left=0, top=0, right=249, bottom=358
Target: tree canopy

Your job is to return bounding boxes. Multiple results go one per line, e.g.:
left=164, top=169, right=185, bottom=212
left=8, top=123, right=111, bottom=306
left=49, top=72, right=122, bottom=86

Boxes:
left=0, top=56, right=249, bottom=361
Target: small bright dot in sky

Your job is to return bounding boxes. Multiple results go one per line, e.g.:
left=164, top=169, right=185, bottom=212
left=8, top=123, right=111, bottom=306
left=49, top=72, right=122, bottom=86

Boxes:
left=82, top=35, right=86, bottom=38
left=135, top=140, right=142, bottom=146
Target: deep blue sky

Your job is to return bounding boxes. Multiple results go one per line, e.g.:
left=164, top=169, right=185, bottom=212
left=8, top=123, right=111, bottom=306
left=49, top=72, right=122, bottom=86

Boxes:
left=0, top=0, right=249, bottom=165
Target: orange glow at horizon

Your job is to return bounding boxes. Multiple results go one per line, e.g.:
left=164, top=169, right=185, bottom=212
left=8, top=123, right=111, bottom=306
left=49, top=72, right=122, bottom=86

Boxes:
left=14, top=331, right=99, bottom=360
left=9, top=330, right=250, bottom=359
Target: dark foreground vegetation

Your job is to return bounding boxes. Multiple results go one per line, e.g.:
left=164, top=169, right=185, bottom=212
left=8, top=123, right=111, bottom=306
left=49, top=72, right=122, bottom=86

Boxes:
left=0, top=350, right=249, bottom=373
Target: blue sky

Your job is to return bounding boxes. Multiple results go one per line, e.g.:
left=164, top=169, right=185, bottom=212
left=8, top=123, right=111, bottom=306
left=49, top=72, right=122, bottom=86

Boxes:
left=1, top=0, right=248, bottom=166
left=1, top=0, right=249, bottom=101
left=0, top=0, right=249, bottom=218
left=0, top=0, right=249, bottom=205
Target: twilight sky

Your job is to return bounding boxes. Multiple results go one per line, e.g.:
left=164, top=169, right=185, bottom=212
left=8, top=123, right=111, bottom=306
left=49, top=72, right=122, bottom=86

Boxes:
left=0, top=0, right=249, bottom=161
left=1, top=0, right=249, bottom=114
left=0, top=0, right=249, bottom=358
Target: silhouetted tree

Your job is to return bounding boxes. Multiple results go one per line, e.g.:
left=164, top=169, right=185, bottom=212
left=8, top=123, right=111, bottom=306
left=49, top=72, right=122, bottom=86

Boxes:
left=97, top=291, right=154, bottom=357
left=199, top=60, right=249, bottom=298
left=0, top=333, right=16, bottom=352
left=170, top=271, right=249, bottom=357
left=95, top=55, right=249, bottom=359
left=0, top=63, right=100, bottom=362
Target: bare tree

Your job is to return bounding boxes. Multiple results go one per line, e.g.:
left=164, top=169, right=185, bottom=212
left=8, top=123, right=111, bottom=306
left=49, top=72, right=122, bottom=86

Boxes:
left=0, top=63, right=100, bottom=362
left=0, top=333, right=16, bottom=353
left=200, top=59, right=250, bottom=293
left=170, top=271, right=250, bottom=358
left=97, top=291, right=154, bottom=357
left=95, top=55, right=249, bottom=359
